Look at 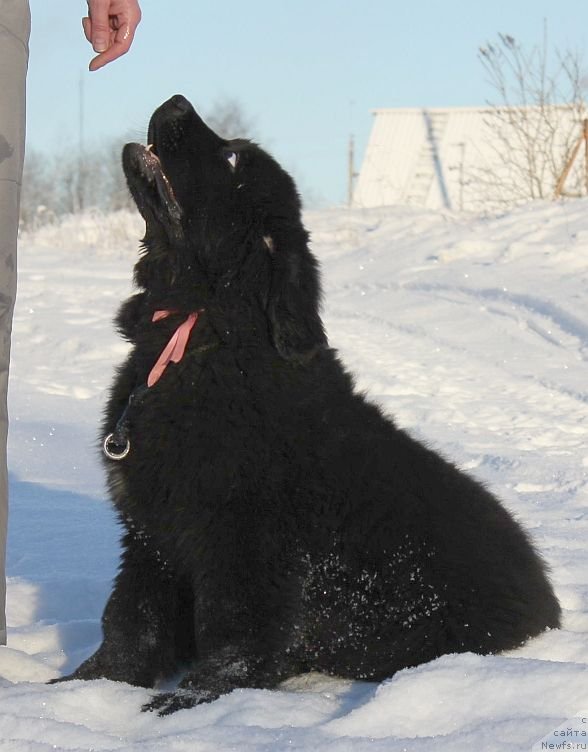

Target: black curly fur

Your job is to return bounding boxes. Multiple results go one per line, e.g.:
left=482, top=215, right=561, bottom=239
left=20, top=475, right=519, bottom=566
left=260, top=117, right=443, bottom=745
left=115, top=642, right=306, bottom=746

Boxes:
left=57, top=95, right=560, bottom=715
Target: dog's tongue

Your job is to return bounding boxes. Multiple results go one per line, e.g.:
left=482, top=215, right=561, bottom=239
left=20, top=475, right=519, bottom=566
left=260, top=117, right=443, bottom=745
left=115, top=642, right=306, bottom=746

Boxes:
left=148, top=150, right=181, bottom=222
left=144, top=144, right=160, bottom=165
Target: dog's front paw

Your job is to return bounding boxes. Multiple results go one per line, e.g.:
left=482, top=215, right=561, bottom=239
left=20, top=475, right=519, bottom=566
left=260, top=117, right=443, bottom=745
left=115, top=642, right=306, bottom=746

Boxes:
left=48, top=660, right=113, bottom=685
left=142, top=688, right=217, bottom=716
left=48, top=650, right=158, bottom=688
left=47, top=665, right=102, bottom=684
left=48, top=675, right=72, bottom=685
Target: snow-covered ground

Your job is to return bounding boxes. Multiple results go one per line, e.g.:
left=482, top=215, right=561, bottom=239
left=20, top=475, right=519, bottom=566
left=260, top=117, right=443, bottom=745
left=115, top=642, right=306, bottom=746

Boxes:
left=2, top=200, right=588, bottom=750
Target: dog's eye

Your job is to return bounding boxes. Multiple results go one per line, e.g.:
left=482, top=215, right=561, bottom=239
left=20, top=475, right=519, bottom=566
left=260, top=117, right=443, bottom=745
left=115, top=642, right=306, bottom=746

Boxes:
left=224, top=151, right=239, bottom=170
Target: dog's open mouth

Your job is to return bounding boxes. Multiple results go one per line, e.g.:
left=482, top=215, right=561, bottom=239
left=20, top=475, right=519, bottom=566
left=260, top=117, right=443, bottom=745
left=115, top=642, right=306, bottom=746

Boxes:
left=144, top=142, right=161, bottom=168
left=122, top=142, right=183, bottom=227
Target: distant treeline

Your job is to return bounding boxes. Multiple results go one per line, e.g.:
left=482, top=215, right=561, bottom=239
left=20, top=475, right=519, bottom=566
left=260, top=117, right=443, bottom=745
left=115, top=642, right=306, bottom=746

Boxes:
left=20, top=99, right=256, bottom=230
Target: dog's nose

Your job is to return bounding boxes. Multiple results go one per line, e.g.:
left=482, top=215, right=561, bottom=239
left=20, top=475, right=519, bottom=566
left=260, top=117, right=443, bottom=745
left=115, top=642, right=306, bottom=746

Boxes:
left=169, top=94, right=192, bottom=114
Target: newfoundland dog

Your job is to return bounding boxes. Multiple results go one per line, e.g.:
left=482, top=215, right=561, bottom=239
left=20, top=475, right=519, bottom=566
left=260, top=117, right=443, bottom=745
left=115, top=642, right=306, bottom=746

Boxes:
left=58, top=95, right=560, bottom=714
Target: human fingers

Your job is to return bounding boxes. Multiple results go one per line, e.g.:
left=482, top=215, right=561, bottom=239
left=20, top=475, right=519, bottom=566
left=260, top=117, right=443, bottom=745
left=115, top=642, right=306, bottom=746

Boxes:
left=81, top=15, right=92, bottom=44
left=88, top=19, right=137, bottom=71
left=86, top=0, right=112, bottom=53
left=87, top=1, right=142, bottom=71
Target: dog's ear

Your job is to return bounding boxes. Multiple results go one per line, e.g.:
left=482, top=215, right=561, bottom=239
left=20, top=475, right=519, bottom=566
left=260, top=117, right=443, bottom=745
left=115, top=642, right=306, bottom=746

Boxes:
left=266, top=226, right=328, bottom=361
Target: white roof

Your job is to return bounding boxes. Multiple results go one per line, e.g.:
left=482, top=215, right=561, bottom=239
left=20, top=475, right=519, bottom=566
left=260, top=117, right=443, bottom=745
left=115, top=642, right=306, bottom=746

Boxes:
left=353, top=105, right=586, bottom=211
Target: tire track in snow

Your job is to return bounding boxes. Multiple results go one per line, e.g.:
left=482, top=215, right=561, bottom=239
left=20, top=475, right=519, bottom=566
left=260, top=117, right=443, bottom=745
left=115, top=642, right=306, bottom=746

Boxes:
left=327, top=280, right=588, bottom=411
left=406, top=282, right=588, bottom=354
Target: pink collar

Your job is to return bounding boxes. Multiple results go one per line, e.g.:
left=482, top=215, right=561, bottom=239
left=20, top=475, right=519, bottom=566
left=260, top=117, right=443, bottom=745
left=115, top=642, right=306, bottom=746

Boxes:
left=147, top=310, right=201, bottom=387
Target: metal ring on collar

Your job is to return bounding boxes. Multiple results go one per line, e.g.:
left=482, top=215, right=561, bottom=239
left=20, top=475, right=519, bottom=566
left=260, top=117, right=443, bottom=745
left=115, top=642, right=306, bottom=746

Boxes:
left=103, top=433, right=131, bottom=461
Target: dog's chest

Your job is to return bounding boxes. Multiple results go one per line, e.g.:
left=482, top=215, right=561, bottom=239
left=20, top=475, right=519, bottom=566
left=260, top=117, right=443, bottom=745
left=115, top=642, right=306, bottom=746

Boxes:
left=107, top=350, right=283, bottom=499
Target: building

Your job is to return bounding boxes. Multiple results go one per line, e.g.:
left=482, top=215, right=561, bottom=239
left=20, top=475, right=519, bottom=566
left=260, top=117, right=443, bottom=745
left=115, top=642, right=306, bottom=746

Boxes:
left=352, top=105, right=587, bottom=212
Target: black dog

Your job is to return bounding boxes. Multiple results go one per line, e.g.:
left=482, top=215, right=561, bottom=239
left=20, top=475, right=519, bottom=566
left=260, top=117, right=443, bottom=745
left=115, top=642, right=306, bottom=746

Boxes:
left=59, top=95, right=560, bottom=714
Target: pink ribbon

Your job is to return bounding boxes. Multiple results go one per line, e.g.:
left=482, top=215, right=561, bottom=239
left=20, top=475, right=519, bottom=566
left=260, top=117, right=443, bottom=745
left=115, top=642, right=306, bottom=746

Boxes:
left=147, top=310, right=200, bottom=387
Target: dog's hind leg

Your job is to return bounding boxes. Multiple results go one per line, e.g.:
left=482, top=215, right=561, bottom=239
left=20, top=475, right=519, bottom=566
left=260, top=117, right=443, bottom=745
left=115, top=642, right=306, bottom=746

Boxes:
left=53, top=528, right=194, bottom=688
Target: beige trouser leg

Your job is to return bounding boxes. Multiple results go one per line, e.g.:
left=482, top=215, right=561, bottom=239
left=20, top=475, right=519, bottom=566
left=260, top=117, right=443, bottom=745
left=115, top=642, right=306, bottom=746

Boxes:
left=0, top=0, right=30, bottom=645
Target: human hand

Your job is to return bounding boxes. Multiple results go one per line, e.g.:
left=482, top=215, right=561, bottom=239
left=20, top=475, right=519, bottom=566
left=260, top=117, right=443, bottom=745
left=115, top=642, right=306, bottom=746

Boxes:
left=83, top=0, right=142, bottom=71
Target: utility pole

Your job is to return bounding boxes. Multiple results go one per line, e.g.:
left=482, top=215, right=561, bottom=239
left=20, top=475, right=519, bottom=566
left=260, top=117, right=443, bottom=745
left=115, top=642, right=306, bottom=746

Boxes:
left=78, top=72, right=85, bottom=212
left=348, top=134, right=358, bottom=206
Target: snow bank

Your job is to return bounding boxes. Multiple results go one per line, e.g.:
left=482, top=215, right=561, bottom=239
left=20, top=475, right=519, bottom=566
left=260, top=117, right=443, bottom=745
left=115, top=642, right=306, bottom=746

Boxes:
left=19, top=209, right=144, bottom=257
left=2, top=199, right=588, bottom=750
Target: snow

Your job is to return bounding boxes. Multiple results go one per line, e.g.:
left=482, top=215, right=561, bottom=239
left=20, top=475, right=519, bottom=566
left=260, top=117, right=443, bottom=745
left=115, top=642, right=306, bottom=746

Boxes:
left=2, top=199, right=588, bottom=750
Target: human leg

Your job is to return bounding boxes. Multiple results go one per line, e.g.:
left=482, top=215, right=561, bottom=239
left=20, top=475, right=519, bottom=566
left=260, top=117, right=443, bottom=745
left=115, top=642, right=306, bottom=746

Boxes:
left=0, top=0, right=31, bottom=645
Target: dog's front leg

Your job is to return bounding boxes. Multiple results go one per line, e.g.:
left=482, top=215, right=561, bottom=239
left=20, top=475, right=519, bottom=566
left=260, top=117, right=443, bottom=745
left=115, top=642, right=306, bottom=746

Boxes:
left=52, top=528, right=193, bottom=688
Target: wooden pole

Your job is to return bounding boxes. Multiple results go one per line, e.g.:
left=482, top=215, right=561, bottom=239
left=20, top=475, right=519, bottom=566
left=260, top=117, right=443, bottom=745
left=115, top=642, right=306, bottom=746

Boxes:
left=554, top=118, right=588, bottom=199
left=584, top=119, right=588, bottom=195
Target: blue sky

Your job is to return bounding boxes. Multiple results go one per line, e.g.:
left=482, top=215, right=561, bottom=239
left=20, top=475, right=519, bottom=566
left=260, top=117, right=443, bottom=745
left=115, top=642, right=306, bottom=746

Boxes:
left=27, top=0, right=588, bottom=206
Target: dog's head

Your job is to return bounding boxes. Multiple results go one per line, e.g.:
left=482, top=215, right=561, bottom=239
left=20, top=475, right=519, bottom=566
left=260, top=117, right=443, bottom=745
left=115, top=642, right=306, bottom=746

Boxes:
left=123, top=94, right=326, bottom=360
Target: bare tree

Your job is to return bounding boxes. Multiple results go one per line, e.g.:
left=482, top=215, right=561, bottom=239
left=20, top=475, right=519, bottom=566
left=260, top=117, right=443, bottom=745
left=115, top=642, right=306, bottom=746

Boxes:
left=101, top=135, right=136, bottom=212
left=19, top=100, right=257, bottom=228
left=474, top=29, right=587, bottom=205
left=19, top=149, right=57, bottom=230
left=205, top=98, right=256, bottom=140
